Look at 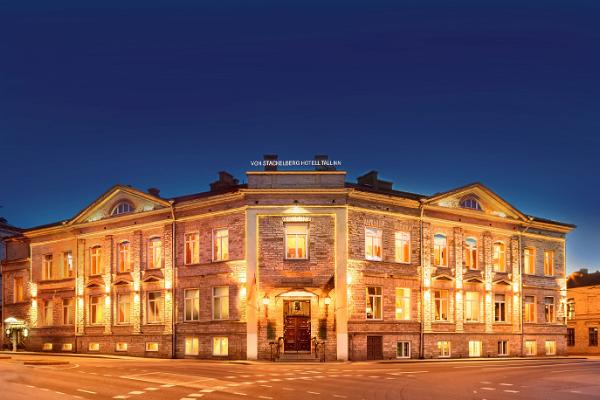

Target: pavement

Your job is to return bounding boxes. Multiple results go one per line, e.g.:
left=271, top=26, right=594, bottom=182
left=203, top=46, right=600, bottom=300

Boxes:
left=1, top=353, right=600, bottom=400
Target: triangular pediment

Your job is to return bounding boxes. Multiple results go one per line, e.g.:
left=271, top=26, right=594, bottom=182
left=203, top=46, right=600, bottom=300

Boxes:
left=433, top=273, right=454, bottom=281
left=494, top=278, right=512, bottom=286
left=425, top=183, right=527, bottom=221
left=70, top=185, right=170, bottom=225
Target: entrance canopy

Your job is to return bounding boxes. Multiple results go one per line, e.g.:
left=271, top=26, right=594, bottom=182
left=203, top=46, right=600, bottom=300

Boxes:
left=4, top=317, right=27, bottom=329
left=276, top=289, right=317, bottom=298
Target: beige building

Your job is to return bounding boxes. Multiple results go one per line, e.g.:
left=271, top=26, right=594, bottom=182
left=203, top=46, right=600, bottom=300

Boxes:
left=1, top=162, right=574, bottom=360
left=566, top=270, right=600, bottom=354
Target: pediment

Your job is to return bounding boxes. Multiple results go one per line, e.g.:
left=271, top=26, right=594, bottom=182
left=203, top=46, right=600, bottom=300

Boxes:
left=86, top=280, right=103, bottom=289
left=494, top=278, right=512, bottom=286
left=433, top=273, right=454, bottom=281
left=142, top=275, right=161, bottom=283
left=113, top=278, right=131, bottom=286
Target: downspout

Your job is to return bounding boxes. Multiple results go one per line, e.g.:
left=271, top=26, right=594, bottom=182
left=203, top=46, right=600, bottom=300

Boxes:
left=170, top=200, right=176, bottom=359
left=519, top=217, right=533, bottom=357
left=419, top=200, right=425, bottom=359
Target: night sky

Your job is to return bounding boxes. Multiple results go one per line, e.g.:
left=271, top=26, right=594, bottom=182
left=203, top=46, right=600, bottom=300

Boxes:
left=1, top=1, right=598, bottom=272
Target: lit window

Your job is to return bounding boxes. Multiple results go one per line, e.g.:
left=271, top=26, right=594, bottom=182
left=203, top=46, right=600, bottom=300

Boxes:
left=434, top=290, right=449, bottom=321
left=89, top=296, right=104, bottom=325
left=62, top=298, right=74, bottom=325
left=42, top=300, right=54, bottom=326
left=146, top=342, right=159, bottom=352
left=117, top=294, right=131, bottom=324
left=464, top=238, right=478, bottom=269
left=213, top=228, right=230, bottom=261
left=365, top=228, right=382, bottom=261
left=395, top=232, right=410, bottom=263
left=494, top=294, right=506, bottom=322
left=13, top=276, right=24, bottom=302
left=498, top=340, right=508, bottom=356
left=567, top=299, right=575, bottom=320
left=213, top=337, right=228, bottom=356
left=63, top=251, right=74, bottom=278
left=545, top=340, right=556, bottom=356
left=524, top=247, right=536, bottom=275
left=567, top=328, right=575, bottom=346
left=493, top=242, right=506, bottom=272
left=184, top=289, right=200, bottom=321
left=433, top=234, right=447, bottom=267
left=184, top=233, right=200, bottom=265
left=589, top=327, right=598, bottom=346
left=544, top=250, right=554, bottom=276
left=43, top=254, right=53, bottom=280
left=89, top=343, right=100, bottom=351
left=395, top=288, right=410, bottom=320
left=366, top=287, right=383, bottom=320
left=185, top=337, right=199, bottom=356
left=43, top=343, right=53, bottom=351
left=396, top=341, right=410, bottom=358
left=62, top=343, right=73, bottom=351
left=524, top=296, right=536, bottom=323
left=116, top=342, right=128, bottom=352
left=285, top=223, right=308, bottom=259
left=148, top=237, right=162, bottom=269
left=544, top=297, right=555, bottom=323
left=147, top=291, right=163, bottom=323
left=437, top=341, right=451, bottom=357
left=111, top=201, right=134, bottom=216
left=460, top=197, right=483, bottom=211
left=90, top=246, right=102, bottom=275
left=212, top=286, right=229, bottom=320
left=118, top=241, right=131, bottom=272
left=465, top=291, right=480, bottom=322
left=468, top=340, right=482, bottom=357
left=525, top=340, right=537, bottom=356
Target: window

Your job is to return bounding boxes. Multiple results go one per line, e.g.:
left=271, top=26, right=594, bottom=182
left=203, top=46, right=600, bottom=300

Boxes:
left=567, top=328, right=575, bottom=346
left=147, top=291, right=163, bottom=323
left=498, top=340, right=508, bottom=356
left=464, top=238, right=477, bottom=269
left=434, top=290, right=449, bottom=321
left=63, top=251, right=74, bottom=278
left=116, top=342, right=128, bottom=352
left=469, top=340, right=482, bottom=357
left=118, top=241, right=131, bottom=272
left=567, top=299, right=575, bottom=320
left=213, top=337, right=228, bottom=356
left=437, top=341, right=451, bottom=357
left=395, top=232, right=410, bottom=263
left=589, top=327, right=598, bottom=346
left=213, top=229, right=229, bottom=261
left=184, top=289, right=200, bottom=321
left=524, top=296, right=536, bottom=323
left=525, top=340, right=537, bottom=356
left=286, top=223, right=308, bottom=259
left=184, top=233, right=200, bottom=265
left=544, top=297, right=555, bottom=323
left=465, top=291, right=480, bottom=322
left=544, top=250, right=554, bottom=276
left=62, top=298, right=74, bottom=325
left=90, top=246, right=102, bottom=275
left=89, top=296, right=103, bottom=325
left=433, top=234, right=447, bottom=267
left=43, top=343, right=53, bottom=351
left=13, top=276, right=24, bottom=302
left=146, top=342, right=159, bottom=352
left=396, top=341, right=410, bottom=358
left=111, top=201, right=133, bottom=215
left=212, top=286, right=229, bottom=320
left=365, top=228, right=382, bottom=261
left=62, top=343, right=73, bottom=351
left=185, top=337, right=199, bottom=356
left=460, top=197, right=483, bottom=211
left=395, top=288, right=410, bottom=320
left=117, top=294, right=131, bottom=324
left=545, top=340, right=556, bottom=355
left=366, top=287, right=383, bottom=320
left=42, top=300, right=54, bottom=326
left=43, top=254, right=53, bottom=280
left=89, top=343, right=100, bottom=351
left=492, top=242, right=506, bottom=272
left=494, top=294, right=506, bottom=322
left=524, top=247, right=536, bottom=275
left=148, top=237, right=162, bottom=269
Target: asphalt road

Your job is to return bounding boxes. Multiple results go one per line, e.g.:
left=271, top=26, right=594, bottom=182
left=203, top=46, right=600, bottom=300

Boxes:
left=1, top=355, right=599, bottom=400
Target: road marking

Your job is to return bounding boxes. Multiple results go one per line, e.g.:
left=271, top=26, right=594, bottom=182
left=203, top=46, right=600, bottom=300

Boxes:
left=128, top=391, right=145, bottom=395
left=570, top=390, right=583, bottom=394
left=55, top=392, right=65, bottom=395
left=386, top=377, right=396, bottom=380
left=180, top=398, right=195, bottom=400
left=41, top=388, right=50, bottom=392
left=504, top=390, right=520, bottom=393
left=270, top=378, right=282, bottom=382
left=113, top=396, right=130, bottom=399
left=481, top=387, right=496, bottom=391
left=283, top=388, right=294, bottom=391
left=200, top=389, right=215, bottom=393
left=256, top=380, right=268, bottom=383
left=227, top=383, right=240, bottom=387
left=260, top=385, right=272, bottom=388
left=232, top=392, right=247, bottom=396
left=480, top=381, right=492, bottom=384
left=77, top=389, right=97, bottom=394
left=225, top=376, right=236, bottom=379
left=390, top=371, right=429, bottom=375
left=25, top=385, right=36, bottom=388
left=500, top=383, right=514, bottom=386
left=307, top=391, right=321, bottom=395
left=258, top=396, right=273, bottom=399
left=161, top=384, right=176, bottom=388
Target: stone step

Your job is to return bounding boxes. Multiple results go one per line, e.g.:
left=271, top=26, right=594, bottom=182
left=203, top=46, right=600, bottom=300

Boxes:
left=277, top=352, right=320, bottom=362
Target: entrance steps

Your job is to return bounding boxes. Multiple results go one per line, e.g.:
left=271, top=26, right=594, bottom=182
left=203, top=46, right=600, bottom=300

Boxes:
left=277, top=352, right=319, bottom=362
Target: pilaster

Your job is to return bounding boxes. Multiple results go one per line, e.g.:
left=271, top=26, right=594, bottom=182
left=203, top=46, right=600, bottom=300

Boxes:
left=103, top=235, right=113, bottom=335
left=163, top=224, right=174, bottom=334
left=132, top=230, right=142, bottom=334
left=483, top=232, right=493, bottom=333
left=454, top=227, right=464, bottom=332
left=422, top=222, right=432, bottom=332
left=511, top=236, right=521, bottom=333
left=76, top=238, right=86, bottom=335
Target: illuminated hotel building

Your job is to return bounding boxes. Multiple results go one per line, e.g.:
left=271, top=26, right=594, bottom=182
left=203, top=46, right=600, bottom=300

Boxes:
left=0, top=160, right=574, bottom=360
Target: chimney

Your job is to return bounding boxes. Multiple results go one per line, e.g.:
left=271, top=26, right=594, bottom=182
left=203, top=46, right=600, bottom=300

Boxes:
left=148, top=187, right=161, bottom=197
left=210, top=171, right=240, bottom=191
left=263, top=154, right=278, bottom=171
left=357, top=170, right=393, bottom=191
left=314, top=154, right=335, bottom=171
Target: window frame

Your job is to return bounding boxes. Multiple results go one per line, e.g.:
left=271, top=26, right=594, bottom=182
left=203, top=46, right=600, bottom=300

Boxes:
left=42, top=254, right=53, bottom=280
left=494, top=293, right=507, bottom=323
left=394, top=231, right=411, bottom=264
left=545, top=340, right=557, bottom=356
left=437, top=341, right=451, bottom=358
left=396, top=341, right=411, bottom=359
left=492, top=241, right=506, bottom=273
left=213, top=336, right=229, bottom=356
left=89, top=295, right=103, bottom=325
left=468, top=340, right=482, bottom=357
left=365, top=227, right=383, bottom=261
left=498, top=340, right=509, bottom=356
left=464, top=237, right=478, bottom=270
left=184, top=288, right=200, bottom=322
left=90, top=246, right=102, bottom=276
left=63, top=251, right=74, bottom=278
left=146, top=291, right=164, bottom=324
left=213, top=228, right=230, bottom=262
left=111, top=201, right=134, bottom=216
left=116, top=293, right=131, bottom=325
left=117, top=241, right=131, bottom=273
left=464, top=291, right=480, bottom=322
left=589, top=327, right=598, bottom=347
left=185, top=336, right=200, bottom=356
left=525, top=340, right=537, bottom=356
left=544, top=296, right=555, bottom=323
left=366, top=286, right=383, bottom=320
left=523, top=247, right=536, bottom=275
left=395, top=288, right=410, bottom=321
left=62, top=298, right=74, bottom=325
left=13, top=276, right=24, bottom=303
left=184, top=232, right=200, bottom=265
left=212, top=286, right=230, bottom=320
left=42, top=299, right=54, bottom=326
left=523, top=295, right=536, bottom=323
left=567, top=328, right=575, bottom=346
left=433, top=233, right=448, bottom=267
left=434, top=289, right=449, bottom=322
left=148, top=237, right=163, bottom=269
left=544, top=250, right=554, bottom=276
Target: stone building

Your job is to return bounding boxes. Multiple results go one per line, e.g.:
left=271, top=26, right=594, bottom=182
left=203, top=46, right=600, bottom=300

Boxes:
left=566, top=269, right=600, bottom=354
left=1, top=217, right=22, bottom=347
left=0, top=162, right=574, bottom=360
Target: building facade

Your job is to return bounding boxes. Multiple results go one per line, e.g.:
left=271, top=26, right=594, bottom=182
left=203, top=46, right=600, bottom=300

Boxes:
left=0, top=164, right=574, bottom=360
left=566, top=270, right=600, bottom=355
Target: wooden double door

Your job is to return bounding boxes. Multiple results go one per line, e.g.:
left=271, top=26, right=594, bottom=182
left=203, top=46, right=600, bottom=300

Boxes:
left=283, top=300, right=311, bottom=352
left=367, top=335, right=384, bottom=360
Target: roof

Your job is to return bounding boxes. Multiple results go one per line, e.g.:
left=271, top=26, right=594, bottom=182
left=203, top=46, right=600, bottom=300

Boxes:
left=345, top=182, right=424, bottom=200
left=568, top=271, right=600, bottom=289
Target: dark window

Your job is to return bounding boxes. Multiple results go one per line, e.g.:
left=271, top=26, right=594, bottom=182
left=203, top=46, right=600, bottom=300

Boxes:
left=567, top=328, right=575, bottom=346
left=590, top=327, right=598, bottom=346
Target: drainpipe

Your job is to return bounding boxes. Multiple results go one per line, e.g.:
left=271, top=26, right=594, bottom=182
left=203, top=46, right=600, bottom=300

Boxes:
left=419, top=200, right=425, bottom=359
left=519, top=217, right=533, bottom=357
left=170, top=200, right=176, bottom=359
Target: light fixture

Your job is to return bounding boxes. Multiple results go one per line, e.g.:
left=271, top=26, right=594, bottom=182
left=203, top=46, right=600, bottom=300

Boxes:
left=262, top=297, right=270, bottom=305
left=23, top=328, right=29, bottom=337
left=324, top=297, right=331, bottom=305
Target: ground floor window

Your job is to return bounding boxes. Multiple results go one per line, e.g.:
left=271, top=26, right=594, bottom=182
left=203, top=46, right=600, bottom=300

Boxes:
left=88, top=343, right=100, bottom=351
left=213, top=337, right=228, bottom=356
left=469, top=340, right=482, bottom=357
left=437, top=341, right=451, bottom=358
left=525, top=340, right=537, bottom=356
left=498, top=340, right=508, bottom=356
left=62, top=343, right=73, bottom=351
left=42, top=343, right=53, bottom=351
left=396, top=341, right=410, bottom=358
left=567, top=328, right=575, bottom=346
left=185, top=336, right=199, bottom=356
left=545, top=340, right=556, bottom=355
left=116, top=342, right=128, bottom=352
left=146, top=342, right=159, bottom=352
left=590, top=327, right=599, bottom=346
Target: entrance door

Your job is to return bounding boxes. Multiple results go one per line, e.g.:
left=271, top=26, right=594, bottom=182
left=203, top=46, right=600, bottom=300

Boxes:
left=283, top=300, right=311, bottom=352
left=367, top=335, right=383, bottom=360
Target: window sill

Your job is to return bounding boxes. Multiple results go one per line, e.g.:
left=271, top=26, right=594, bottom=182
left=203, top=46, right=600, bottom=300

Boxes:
left=284, top=258, right=310, bottom=261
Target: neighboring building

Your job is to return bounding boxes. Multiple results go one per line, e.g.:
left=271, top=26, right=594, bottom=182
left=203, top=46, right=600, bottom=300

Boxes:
left=0, top=217, right=22, bottom=348
left=0, top=158, right=574, bottom=360
left=566, top=269, right=600, bottom=355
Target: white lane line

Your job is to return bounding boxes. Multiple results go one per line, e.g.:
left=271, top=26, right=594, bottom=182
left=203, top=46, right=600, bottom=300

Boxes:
left=500, top=383, right=514, bottom=386
left=25, top=385, right=36, bottom=388
left=55, top=392, right=65, bottom=395
left=256, top=380, right=269, bottom=383
left=481, top=387, right=496, bottom=391
left=128, top=391, right=145, bottom=395
left=232, top=392, right=247, bottom=396
left=113, top=396, right=130, bottom=399
left=73, top=396, right=83, bottom=399
left=504, top=390, right=520, bottom=393
left=307, top=391, right=321, bottom=395
left=200, top=389, right=215, bottom=393
left=283, top=388, right=294, bottom=391
left=41, top=388, right=50, bottom=392
left=258, top=396, right=273, bottom=399
left=270, top=378, right=282, bottom=382
left=225, top=376, right=236, bottom=379
left=570, top=390, right=583, bottom=394
left=390, top=371, right=429, bottom=375
left=260, top=384, right=272, bottom=388
left=227, top=383, right=240, bottom=387
left=77, top=389, right=97, bottom=394
left=180, top=398, right=195, bottom=400
left=480, top=381, right=492, bottom=384
left=161, top=384, right=176, bottom=388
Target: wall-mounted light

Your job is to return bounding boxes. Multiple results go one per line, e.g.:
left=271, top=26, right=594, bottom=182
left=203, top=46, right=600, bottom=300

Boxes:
left=262, top=297, right=270, bottom=306
left=346, top=274, right=353, bottom=285
left=165, top=280, right=172, bottom=290
left=23, top=328, right=29, bottom=338
left=324, top=297, right=331, bottom=305
left=104, top=295, right=111, bottom=306
left=513, top=282, right=519, bottom=293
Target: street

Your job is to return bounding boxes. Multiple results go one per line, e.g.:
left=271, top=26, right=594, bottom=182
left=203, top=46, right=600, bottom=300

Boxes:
left=1, top=355, right=599, bottom=400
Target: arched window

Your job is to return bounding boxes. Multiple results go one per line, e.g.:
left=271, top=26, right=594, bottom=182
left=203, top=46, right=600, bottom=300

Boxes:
left=464, top=237, right=478, bottom=270
left=111, top=201, right=134, bottom=216
left=460, top=197, right=483, bottom=211
left=433, top=234, right=447, bottom=267
left=493, top=241, right=506, bottom=272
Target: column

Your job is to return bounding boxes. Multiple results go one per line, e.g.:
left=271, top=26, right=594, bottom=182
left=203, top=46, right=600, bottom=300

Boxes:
left=334, top=208, right=348, bottom=361
left=163, top=224, right=174, bottom=334
left=483, top=232, right=493, bottom=333
left=454, top=227, right=464, bottom=332
left=245, top=210, right=258, bottom=360
left=422, top=222, right=433, bottom=333
left=132, top=230, right=142, bottom=334
left=76, top=239, right=86, bottom=335
left=103, top=235, right=113, bottom=335
left=510, top=236, right=521, bottom=333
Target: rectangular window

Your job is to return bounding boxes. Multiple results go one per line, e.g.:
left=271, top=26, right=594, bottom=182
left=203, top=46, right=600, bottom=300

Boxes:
left=116, top=342, right=128, bottom=352
left=395, top=288, right=410, bottom=320
left=213, top=337, right=228, bottom=356
left=464, top=238, right=478, bottom=269
left=524, top=296, right=536, bottom=323
left=524, top=247, right=536, bottom=275
left=544, top=297, right=555, bottom=323
left=468, top=340, right=482, bottom=357
left=437, top=341, right=451, bottom=357
left=14, top=276, right=24, bottom=302
left=493, top=242, right=506, bottom=272
left=185, top=337, right=199, bottom=356
left=184, top=289, right=200, bottom=321
left=525, top=340, right=537, bottom=356
left=396, top=341, right=410, bottom=358
left=434, top=290, right=449, bottom=321
left=213, top=228, right=230, bottom=261
left=62, top=298, right=74, bottom=325
left=567, top=328, right=575, bottom=346
left=285, top=223, right=308, bottom=259
left=89, top=343, right=100, bottom=351
left=148, top=237, right=162, bottom=269
left=366, top=286, right=383, bottom=320
left=118, top=241, right=131, bottom=272
left=395, top=232, right=410, bottom=263
left=433, top=234, right=447, bottom=267
left=365, top=227, right=382, bottom=261
left=43, top=254, right=53, bottom=280
left=545, top=340, right=556, bottom=355
left=212, top=286, right=229, bottom=320
left=567, top=299, right=575, bottom=320
left=498, top=340, right=508, bottom=356
left=147, top=291, right=163, bottom=323
left=117, top=294, right=131, bottom=324
left=494, top=294, right=506, bottom=322
left=465, top=291, right=480, bottom=322
left=146, top=342, right=159, bottom=352
left=63, top=251, right=74, bottom=278
left=184, top=233, right=200, bottom=265
left=42, top=343, right=53, bottom=351
left=90, top=246, right=102, bottom=275
left=590, top=327, right=598, bottom=346
left=89, top=296, right=103, bottom=325
left=43, top=300, right=54, bottom=326
left=544, top=250, right=554, bottom=276
left=62, top=343, right=73, bottom=351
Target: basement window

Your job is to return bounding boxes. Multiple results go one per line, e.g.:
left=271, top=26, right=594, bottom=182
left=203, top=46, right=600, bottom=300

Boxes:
left=62, top=343, right=73, bottom=351
left=88, top=342, right=100, bottom=352
left=116, top=342, right=128, bottom=352
left=42, top=343, right=53, bottom=351
left=146, top=342, right=159, bottom=352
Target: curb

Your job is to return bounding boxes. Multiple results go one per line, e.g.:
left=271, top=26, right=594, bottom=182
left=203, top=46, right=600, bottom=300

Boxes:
left=23, top=360, right=71, bottom=366
left=373, top=356, right=588, bottom=364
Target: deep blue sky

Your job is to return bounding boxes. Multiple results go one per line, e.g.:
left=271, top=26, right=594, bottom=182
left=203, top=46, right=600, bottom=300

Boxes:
left=1, top=1, right=598, bottom=272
